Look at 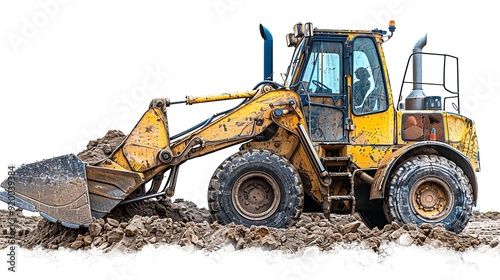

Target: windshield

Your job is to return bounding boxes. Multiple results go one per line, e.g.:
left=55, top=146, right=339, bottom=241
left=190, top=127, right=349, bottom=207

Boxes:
left=286, top=39, right=343, bottom=94
left=301, top=41, right=342, bottom=94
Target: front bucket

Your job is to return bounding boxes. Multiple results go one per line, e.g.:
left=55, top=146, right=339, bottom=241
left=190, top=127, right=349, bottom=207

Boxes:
left=0, top=154, right=92, bottom=228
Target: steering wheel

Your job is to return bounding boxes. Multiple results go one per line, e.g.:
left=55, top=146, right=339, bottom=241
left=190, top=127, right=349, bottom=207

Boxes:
left=312, top=80, right=332, bottom=93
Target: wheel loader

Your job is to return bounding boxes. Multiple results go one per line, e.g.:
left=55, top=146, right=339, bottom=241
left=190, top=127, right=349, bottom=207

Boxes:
left=1, top=21, right=480, bottom=233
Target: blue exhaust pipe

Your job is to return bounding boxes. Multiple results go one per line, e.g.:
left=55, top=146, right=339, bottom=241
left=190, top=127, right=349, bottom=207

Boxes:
left=259, top=24, right=273, bottom=81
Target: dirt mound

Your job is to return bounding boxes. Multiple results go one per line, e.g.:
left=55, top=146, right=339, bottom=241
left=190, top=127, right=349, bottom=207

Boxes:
left=1, top=130, right=499, bottom=254
left=76, top=129, right=126, bottom=164
left=2, top=202, right=500, bottom=253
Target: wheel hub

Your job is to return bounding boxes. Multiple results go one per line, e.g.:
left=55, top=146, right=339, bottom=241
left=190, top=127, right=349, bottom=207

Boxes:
left=410, top=177, right=453, bottom=222
left=232, top=172, right=280, bottom=221
left=418, top=188, right=440, bottom=209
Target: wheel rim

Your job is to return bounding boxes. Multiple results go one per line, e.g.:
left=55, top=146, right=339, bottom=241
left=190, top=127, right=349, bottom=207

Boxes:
left=409, top=176, right=454, bottom=222
left=231, top=171, right=281, bottom=221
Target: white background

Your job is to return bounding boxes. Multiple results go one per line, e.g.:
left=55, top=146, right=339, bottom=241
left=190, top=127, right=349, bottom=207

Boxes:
left=1, top=0, right=499, bottom=278
left=1, top=0, right=497, bottom=212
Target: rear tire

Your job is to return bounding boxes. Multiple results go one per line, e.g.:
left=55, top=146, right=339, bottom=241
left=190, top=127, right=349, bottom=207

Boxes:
left=384, top=155, right=473, bottom=233
left=208, top=149, right=304, bottom=228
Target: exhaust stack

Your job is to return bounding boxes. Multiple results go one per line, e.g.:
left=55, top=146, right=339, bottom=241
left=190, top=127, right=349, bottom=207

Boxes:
left=405, top=34, right=427, bottom=110
left=259, top=24, right=273, bottom=81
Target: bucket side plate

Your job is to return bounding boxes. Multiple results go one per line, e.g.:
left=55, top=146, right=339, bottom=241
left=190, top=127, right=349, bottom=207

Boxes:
left=0, top=154, right=92, bottom=227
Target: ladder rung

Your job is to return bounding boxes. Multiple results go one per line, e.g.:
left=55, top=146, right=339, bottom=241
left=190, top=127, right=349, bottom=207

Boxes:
left=321, top=156, right=351, bottom=162
left=328, top=172, right=351, bottom=178
left=328, top=195, right=354, bottom=201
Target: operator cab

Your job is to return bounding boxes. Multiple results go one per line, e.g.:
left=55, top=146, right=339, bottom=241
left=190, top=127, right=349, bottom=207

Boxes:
left=284, top=22, right=393, bottom=144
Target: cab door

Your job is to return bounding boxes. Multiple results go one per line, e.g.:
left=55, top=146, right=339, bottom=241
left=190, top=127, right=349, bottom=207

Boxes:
left=297, top=39, right=348, bottom=143
left=348, top=36, right=396, bottom=168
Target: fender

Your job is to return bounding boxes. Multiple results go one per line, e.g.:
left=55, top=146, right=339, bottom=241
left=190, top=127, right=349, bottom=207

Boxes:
left=370, top=141, right=478, bottom=203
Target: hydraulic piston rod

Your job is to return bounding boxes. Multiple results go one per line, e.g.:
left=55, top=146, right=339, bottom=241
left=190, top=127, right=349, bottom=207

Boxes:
left=186, top=90, right=258, bottom=105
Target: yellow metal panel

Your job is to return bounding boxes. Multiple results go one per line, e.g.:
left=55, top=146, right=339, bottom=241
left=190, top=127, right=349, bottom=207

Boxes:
left=396, top=110, right=404, bottom=143
left=110, top=148, right=133, bottom=171
left=126, top=107, right=169, bottom=148
left=446, top=113, right=480, bottom=171
left=347, top=145, right=393, bottom=169
left=292, top=146, right=324, bottom=202
left=97, top=158, right=130, bottom=171
left=122, top=107, right=170, bottom=172
left=377, top=37, right=394, bottom=102
left=242, top=128, right=300, bottom=160
left=350, top=111, right=395, bottom=145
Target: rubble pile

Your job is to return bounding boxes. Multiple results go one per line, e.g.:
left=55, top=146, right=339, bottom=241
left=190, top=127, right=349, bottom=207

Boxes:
left=1, top=203, right=499, bottom=253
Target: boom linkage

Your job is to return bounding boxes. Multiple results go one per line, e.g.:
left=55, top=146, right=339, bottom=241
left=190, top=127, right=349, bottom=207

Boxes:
left=119, top=87, right=326, bottom=208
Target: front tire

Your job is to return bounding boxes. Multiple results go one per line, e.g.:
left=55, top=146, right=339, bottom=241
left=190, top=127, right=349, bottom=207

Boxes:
left=208, top=149, right=304, bottom=228
left=384, top=155, right=473, bottom=233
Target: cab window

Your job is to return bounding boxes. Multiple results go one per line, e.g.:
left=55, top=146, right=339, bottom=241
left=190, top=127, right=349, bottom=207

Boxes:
left=301, top=41, right=343, bottom=94
left=352, top=37, right=388, bottom=114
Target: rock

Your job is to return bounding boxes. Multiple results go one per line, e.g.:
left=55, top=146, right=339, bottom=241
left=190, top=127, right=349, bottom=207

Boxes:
left=397, top=233, right=414, bottom=246
left=261, top=235, right=279, bottom=249
left=485, top=211, right=500, bottom=220
left=420, top=223, right=433, bottom=230
left=124, top=228, right=136, bottom=237
left=389, top=230, right=402, bottom=240
left=83, top=235, right=93, bottom=246
left=147, top=216, right=158, bottom=225
left=104, top=223, right=114, bottom=231
left=75, top=234, right=85, bottom=241
left=102, top=144, right=112, bottom=154
left=361, top=237, right=382, bottom=250
left=429, top=239, right=443, bottom=249
left=331, top=232, right=343, bottom=242
left=490, top=239, right=499, bottom=248
left=107, top=229, right=124, bottom=243
left=96, top=218, right=106, bottom=226
left=294, top=219, right=307, bottom=228
left=179, top=228, right=201, bottom=246
left=280, top=235, right=287, bottom=243
left=87, top=140, right=98, bottom=148
left=345, top=233, right=360, bottom=242
left=382, top=224, right=393, bottom=232
left=148, top=237, right=157, bottom=244
left=93, top=237, right=105, bottom=247
left=254, top=226, right=270, bottom=239
left=107, top=218, right=120, bottom=228
left=98, top=242, right=111, bottom=251
left=391, top=222, right=401, bottom=230
left=318, top=221, right=329, bottom=227
left=89, top=223, right=103, bottom=237
left=304, top=222, right=316, bottom=230
left=71, top=240, right=84, bottom=250
left=341, top=221, right=362, bottom=234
